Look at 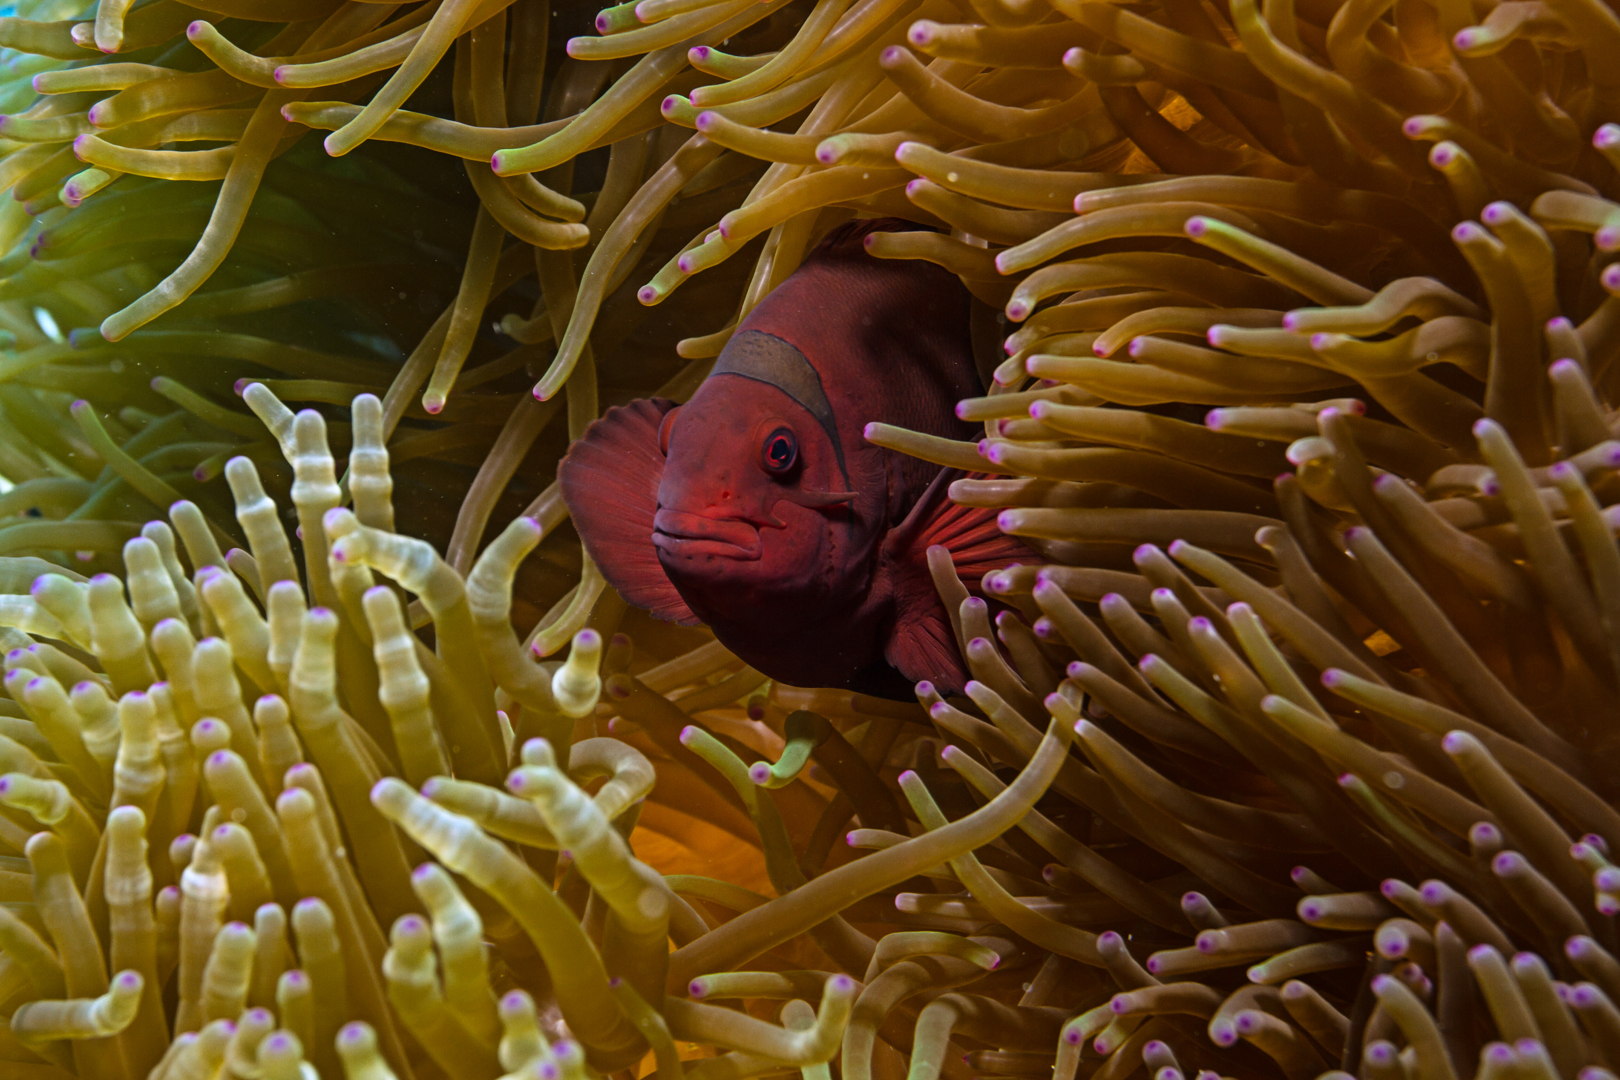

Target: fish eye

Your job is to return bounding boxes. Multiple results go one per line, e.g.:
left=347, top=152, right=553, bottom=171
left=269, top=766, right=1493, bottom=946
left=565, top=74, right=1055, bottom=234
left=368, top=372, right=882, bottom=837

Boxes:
left=761, top=427, right=798, bottom=475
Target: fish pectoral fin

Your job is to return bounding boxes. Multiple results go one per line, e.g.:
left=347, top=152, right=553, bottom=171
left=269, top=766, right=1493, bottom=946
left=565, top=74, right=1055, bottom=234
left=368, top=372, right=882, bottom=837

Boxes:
left=558, top=397, right=701, bottom=626
left=880, top=469, right=1036, bottom=586
left=879, top=469, right=1039, bottom=692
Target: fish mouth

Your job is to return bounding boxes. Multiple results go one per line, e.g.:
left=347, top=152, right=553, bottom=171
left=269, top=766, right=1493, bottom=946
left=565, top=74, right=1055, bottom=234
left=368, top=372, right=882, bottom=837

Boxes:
left=652, top=508, right=763, bottom=561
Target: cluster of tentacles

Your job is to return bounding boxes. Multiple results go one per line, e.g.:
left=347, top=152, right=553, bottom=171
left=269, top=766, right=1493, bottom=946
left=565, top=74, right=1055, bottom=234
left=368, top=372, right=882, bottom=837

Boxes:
left=0, top=0, right=1614, bottom=623
left=0, top=384, right=907, bottom=1080
left=0, top=382, right=1616, bottom=1080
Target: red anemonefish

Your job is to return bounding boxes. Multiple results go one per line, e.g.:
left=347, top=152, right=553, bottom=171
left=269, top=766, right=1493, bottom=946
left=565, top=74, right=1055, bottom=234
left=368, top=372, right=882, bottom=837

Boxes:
left=558, top=219, right=1029, bottom=698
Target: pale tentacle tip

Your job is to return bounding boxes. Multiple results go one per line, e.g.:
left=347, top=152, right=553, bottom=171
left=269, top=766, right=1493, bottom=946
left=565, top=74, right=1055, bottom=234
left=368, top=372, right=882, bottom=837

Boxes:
left=370, top=776, right=409, bottom=807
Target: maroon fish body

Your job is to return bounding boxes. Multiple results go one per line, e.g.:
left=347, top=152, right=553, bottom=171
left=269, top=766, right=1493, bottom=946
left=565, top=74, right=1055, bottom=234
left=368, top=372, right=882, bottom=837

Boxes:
left=560, top=220, right=1028, bottom=696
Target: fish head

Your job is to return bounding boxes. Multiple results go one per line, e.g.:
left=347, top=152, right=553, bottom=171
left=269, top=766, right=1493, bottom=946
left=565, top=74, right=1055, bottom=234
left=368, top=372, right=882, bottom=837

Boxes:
left=653, top=371, right=870, bottom=626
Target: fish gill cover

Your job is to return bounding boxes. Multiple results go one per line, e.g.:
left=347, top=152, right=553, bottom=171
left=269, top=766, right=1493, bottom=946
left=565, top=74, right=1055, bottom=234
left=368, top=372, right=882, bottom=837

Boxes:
left=0, top=0, right=1618, bottom=1079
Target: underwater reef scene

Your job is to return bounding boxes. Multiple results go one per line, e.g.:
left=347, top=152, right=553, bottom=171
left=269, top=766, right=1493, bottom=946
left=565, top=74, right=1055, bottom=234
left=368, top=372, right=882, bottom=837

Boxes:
left=8, top=0, right=1620, bottom=1076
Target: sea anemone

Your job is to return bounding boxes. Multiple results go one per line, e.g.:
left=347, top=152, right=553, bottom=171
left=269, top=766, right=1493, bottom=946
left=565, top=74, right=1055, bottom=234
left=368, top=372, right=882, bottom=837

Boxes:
left=1, top=372, right=1620, bottom=1080
left=0, top=376, right=1612, bottom=1080
left=5, top=1, right=1620, bottom=1080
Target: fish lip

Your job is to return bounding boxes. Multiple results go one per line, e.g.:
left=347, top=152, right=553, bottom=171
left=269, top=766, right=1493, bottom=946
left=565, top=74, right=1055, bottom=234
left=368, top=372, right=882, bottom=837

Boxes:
left=651, top=508, right=763, bottom=561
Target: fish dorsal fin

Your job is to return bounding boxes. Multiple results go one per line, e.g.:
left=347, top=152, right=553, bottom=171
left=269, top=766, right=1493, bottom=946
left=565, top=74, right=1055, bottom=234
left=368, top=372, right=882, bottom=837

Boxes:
left=881, top=469, right=1034, bottom=691
left=558, top=398, right=701, bottom=627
